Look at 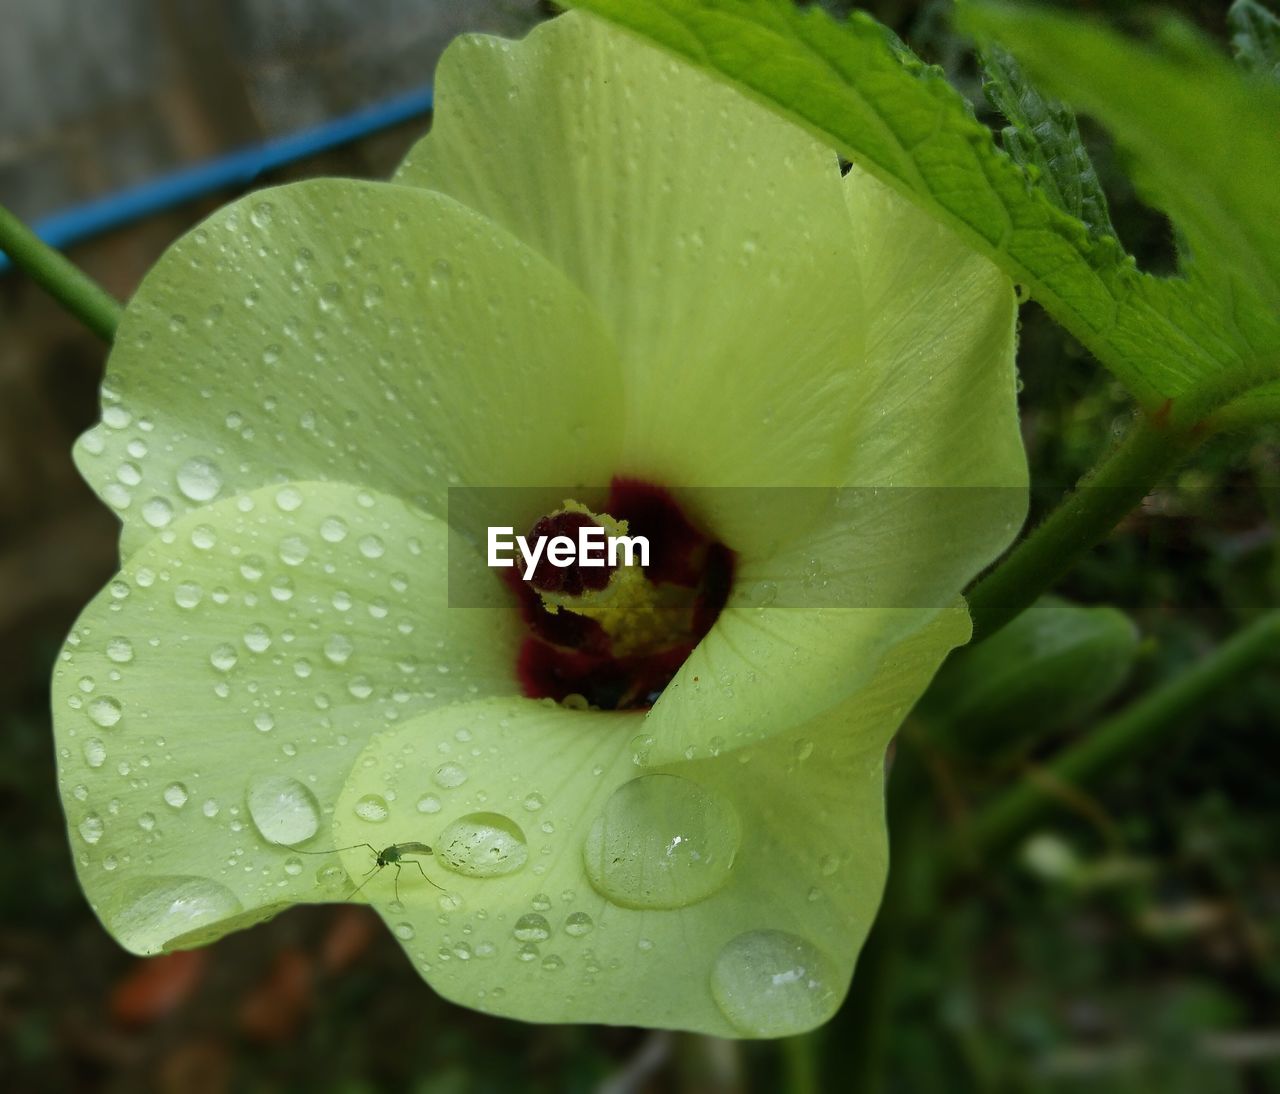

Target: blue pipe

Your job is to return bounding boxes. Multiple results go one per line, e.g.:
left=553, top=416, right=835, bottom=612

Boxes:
left=0, top=85, right=434, bottom=276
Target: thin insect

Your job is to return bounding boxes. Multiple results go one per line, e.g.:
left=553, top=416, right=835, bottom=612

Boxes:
left=290, top=840, right=444, bottom=903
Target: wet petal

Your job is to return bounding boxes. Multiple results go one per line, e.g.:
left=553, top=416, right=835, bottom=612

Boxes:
left=334, top=601, right=967, bottom=1033
left=53, top=481, right=515, bottom=954
left=77, top=179, right=623, bottom=557
left=399, top=13, right=867, bottom=499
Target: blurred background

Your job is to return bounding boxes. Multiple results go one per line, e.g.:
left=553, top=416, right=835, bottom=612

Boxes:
left=1, top=1, right=1276, bottom=1090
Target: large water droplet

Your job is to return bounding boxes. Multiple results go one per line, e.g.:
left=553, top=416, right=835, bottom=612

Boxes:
left=246, top=774, right=321, bottom=845
left=564, top=911, right=594, bottom=937
left=710, top=930, right=839, bottom=1037
left=583, top=774, right=740, bottom=909
left=435, top=813, right=528, bottom=878
left=113, top=876, right=243, bottom=955
left=512, top=912, right=551, bottom=942
left=354, top=794, right=389, bottom=823
left=88, top=696, right=122, bottom=728
left=79, top=813, right=104, bottom=844
left=106, top=637, right=135, bottom=664
left=432, top=762, right=468, bottom=789
left=141, top=497, right=174, bottom=529
left=176, top=457, right=223, bottom=502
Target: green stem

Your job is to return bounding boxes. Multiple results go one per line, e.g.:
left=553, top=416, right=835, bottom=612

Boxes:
left=0, top=203, right=121, bottom=343
left=966, top=409, right=1202, bottom=642
left=840, top=735, right=934, bottom=1092
left=781, top=1030, right=821, bottom=1094
left=961, top=609, right=1280, bottom=856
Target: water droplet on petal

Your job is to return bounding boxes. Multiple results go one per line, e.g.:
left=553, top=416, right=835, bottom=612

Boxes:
left=512, top=913, right=551, bottom=942
left=176, top=457, right=222, bottom=502
left=79, top=813, right=104, bottom=844
left=436, top=813, right=528, bottom=878
left=320, top=516, right=348, bottom=543
left=564, top=911, right=593, bottom=937
left=210, top=644, right=238, bottom=672
left=274, top=486, right=303, bottom=512
left=114, top=876, right=243, bottom=954
left=141, top=497, right=174, bottom=529
left=583, top=774, right=740, bottom=909
left=323, top=634, right=354, bottom=666
left=88, top=696, right=123, bottom=728
left=163, top=783, right=189, bottom=809
left=246, top=774, right=321, bottom=845
left=106, top=637, right=135, bottom=664
left=710, top=930, right=839, bottom=1037
left=354, top=794, right=389, bottom=823
left=432, top=762, right=468, bottom=790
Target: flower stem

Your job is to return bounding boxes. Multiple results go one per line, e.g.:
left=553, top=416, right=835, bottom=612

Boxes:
left=965, top=408, right=1202, bottom=642
left=0, top=203, right=121, bottom=343
left=960, top=609, right=1280, bottom=857
left=781, top=1030, right=821, bottom=1094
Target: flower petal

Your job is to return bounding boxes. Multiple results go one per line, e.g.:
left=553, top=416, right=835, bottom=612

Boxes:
left=52, top=481, right=515, bottom=955
left=839, top=162, right=1028, bottom=493
left=333, top=601, right=967, bottom=1034
left=77, top=179, right=624, bottom=557
left=398, top=13, right=868, bottom=495
left=645, top=165, right=1029, bottom=757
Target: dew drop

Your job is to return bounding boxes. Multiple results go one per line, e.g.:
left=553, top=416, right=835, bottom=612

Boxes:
left=320, top=516, right=349, bottom=543
left=243, top=624, right=272, bottom=653
left=432, top=762, right=468, bottom=790
left=583, top=774, right=740, bottom=909
left=84, top=737, right=107, bottom=768
left=357, top=534, right=385, bottom=560
left=435, top=813, right=528, bottom=879
left=246, top=774, right=321, bottom=845
left=114, top=876, right=243, bottom=955
left=210, top=644, right=238, bottom=672
left=354, top=794, right=389, bottom=823
left=522, top=792, right=545, bottom=812
left=323, top=633, right=354, bottom=666
left=274, top=486, right=303, bottom=512
left=141, top=497, right=174, bottom=529
left=79, top=813, right=104, bottom=844
left=88, top=696, right=123, bottom=728
left=278, top=535, right=310, bottom=566
left=176, top=457, right=223, bottom=502
left=564, top=911, right=594, bottom=937
left=512, top=913, right=551, bottom=942
left=416, top=794, right=442, bottom=814
left=174, top=581, right=203, bottom=609
left=106, top=637, right=135, bottom=664
left=394, top=922, right=416, bottom=941
left=163, top=783, right=189, bottom=809
left=710, top=930, right=839, bottom=1037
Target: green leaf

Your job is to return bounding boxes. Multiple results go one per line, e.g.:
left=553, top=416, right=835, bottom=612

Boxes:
left=564, top=0, right=1268, bottom=411
left=979, top=45, right=1114, bottom=240
left=963, top=1, right=1280, bottom=374
left=1229, top=0, right=1280, bottom=80
left=921, top=596, right=1139, bottom=756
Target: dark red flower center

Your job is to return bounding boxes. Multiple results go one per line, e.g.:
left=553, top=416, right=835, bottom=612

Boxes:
left=502, top=479, right=733, bottom=711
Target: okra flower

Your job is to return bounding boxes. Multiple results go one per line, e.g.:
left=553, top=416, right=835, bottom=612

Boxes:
left=53, top=13, right=1026, bottom=1035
